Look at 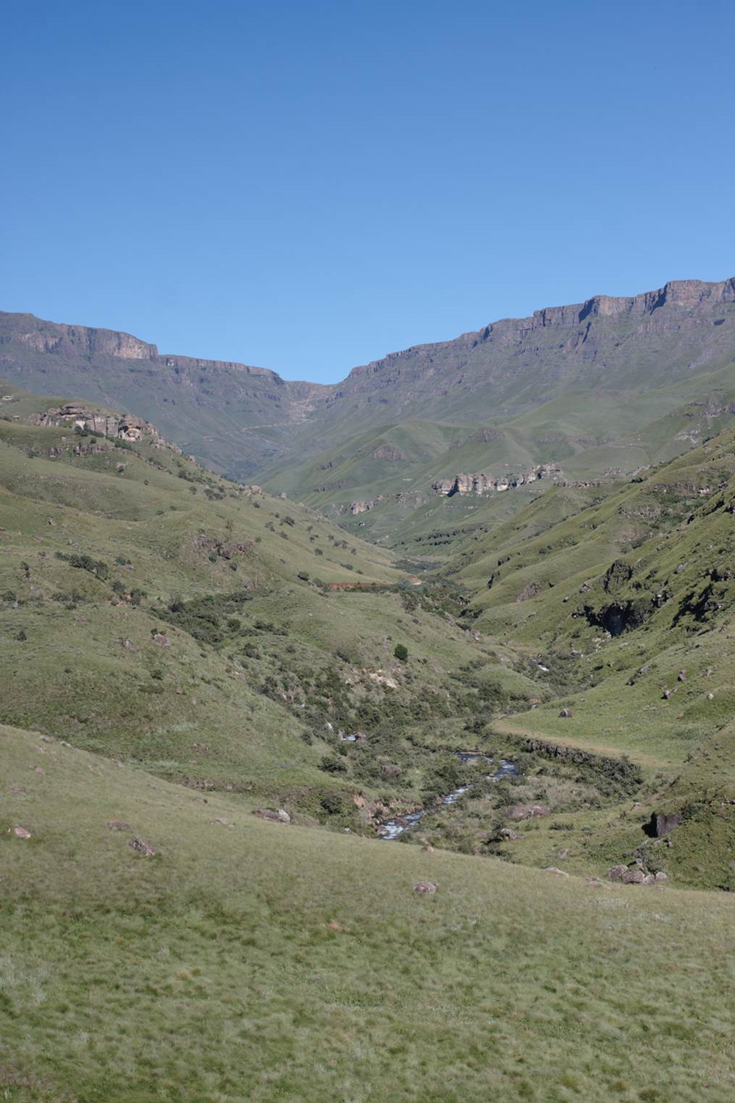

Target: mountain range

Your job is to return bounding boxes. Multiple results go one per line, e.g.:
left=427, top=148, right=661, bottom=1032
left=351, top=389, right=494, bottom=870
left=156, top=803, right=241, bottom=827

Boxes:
left=3, top=278, right=734, bottom=515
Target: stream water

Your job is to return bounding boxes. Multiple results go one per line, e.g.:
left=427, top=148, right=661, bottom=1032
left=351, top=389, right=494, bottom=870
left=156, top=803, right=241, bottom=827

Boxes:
left=377, top=752, right=519, bottom=840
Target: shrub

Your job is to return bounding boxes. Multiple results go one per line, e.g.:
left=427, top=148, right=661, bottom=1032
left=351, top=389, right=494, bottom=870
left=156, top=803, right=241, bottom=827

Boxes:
left=55, top=551, right=109, bottom=580
left=319, top=755, right=347, bottom=774
left=320, top=791, right=349, bottom=816
left=394, top=644, right=408, bottom=662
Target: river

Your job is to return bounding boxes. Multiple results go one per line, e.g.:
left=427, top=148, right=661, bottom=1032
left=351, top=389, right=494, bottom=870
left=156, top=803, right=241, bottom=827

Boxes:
left=378, top=752, right=519, bottom=840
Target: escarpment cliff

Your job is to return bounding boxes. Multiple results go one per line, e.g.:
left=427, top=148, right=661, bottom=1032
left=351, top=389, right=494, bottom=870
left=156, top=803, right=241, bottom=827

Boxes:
left=3, top=277, right=735, bottom=491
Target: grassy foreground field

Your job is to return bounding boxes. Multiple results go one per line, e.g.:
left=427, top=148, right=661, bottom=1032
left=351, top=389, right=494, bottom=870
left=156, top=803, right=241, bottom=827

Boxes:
left=2, top=722, right=734, bottom=1103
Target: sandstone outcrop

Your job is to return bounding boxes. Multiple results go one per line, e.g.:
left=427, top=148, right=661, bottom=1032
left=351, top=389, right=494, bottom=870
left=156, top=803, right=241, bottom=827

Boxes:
left=35, top=403, right=170, bottom=448
left=432, top=463, right=561, bottom=497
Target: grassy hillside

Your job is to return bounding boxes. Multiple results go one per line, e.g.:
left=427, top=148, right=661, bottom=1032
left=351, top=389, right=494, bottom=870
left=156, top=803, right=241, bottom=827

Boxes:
left=262, top=376, right=735, bottom=553
left=2, top=378, right=735, bottom=1101
left=404, top=430, right=735, bottom=886
left=2, top=720, right=734, bottom=1103
left=1, top=384, right=733, bottom=889
left=0, top=385, right=547, bottom=822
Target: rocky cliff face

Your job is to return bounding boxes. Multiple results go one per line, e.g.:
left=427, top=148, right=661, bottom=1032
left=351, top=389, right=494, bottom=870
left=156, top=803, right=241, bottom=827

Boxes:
left=433, top=464, right=561, bottom=497
left=343, top=278, right=735, bottom=381
left=0, top=311, right=326, bottom=479
left=2, top=277, right=734, bottom=485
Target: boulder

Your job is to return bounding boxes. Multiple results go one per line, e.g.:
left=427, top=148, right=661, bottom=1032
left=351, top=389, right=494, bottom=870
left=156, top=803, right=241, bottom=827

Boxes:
left=506, top=803, right=550, bottom=821
left=498, top=827, right=522, bottom=840
left=153, top=634, right=171, bottom=647
left=544, top=867, right=569, bottom=877
left=607, top=864, right=628, bottom=881
left=129, top=837, right=156, bottom=856
left=414, top=881, right=438, bottom=894
left=106, top=820, right=131, bottom=831
left=11, top=825, right=31, bottom=839
left=559, top=708, right=573, bottom=718
left=252, top=808, right=291, bottom=824
left=622, top=869, right=646, bottom=884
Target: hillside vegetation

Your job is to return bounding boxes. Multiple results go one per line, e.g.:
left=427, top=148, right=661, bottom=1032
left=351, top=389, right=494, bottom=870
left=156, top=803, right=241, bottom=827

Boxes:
left=2, top=721, right=734, bottom=1103
left=2, top=377, right=735, bottom=1102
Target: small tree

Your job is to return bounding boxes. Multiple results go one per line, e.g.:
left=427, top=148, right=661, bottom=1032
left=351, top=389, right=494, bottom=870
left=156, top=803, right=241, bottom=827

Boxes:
left=394, top=644, right=408, bottom=662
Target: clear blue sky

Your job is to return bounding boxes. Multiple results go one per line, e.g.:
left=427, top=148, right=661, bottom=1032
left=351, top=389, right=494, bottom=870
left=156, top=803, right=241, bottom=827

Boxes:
left=2, top=1, right=733, bottom=382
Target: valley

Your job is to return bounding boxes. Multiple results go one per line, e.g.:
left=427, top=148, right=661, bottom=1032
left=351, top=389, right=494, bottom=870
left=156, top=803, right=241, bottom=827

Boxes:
left=1, top=283, right=734, bottom=1101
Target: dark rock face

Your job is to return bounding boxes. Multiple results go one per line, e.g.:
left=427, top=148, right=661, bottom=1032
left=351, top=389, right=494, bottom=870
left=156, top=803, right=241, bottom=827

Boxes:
left=645, top=812, right=684, bottom=838
left=603, top=559, right=634, bottom=593
left=521, top=738, right=643, bottom=790
left=584, top=599, right=652, bottom=636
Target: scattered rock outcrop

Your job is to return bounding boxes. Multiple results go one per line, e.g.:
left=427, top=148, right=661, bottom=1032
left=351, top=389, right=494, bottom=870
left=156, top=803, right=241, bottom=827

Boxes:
left=607, top=863, right=668, bottom=885
left=348, top=496, right=384, bottom=515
